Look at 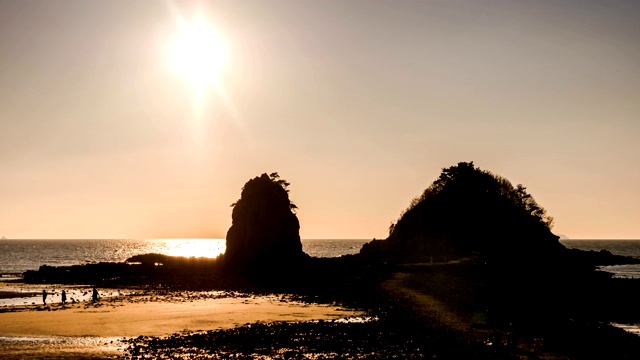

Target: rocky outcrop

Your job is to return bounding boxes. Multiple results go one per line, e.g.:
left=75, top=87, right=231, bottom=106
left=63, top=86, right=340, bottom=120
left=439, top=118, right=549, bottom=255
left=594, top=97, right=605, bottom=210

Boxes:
left=224, top=173, right=308, bottom=272
left=360, top=162, right=564, bottom=264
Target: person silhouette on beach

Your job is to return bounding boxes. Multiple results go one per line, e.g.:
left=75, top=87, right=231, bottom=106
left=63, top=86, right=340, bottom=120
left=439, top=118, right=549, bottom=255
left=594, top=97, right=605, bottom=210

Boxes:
left=42, top=289, right=47, bottom=305
left=92, top=287, right=99, bottom=303
left=61, top=290, right=67, bottom=304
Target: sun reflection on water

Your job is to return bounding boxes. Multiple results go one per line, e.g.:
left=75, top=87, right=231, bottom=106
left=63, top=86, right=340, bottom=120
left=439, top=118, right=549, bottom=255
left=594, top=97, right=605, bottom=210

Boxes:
left=160, top=239, right=226, bottom=258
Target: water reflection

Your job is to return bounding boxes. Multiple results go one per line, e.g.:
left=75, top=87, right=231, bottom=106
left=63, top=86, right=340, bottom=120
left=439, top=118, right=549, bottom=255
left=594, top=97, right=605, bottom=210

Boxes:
left=0, top=335, right=125, bottom=357
left=162, top=239, right=226, bottom=258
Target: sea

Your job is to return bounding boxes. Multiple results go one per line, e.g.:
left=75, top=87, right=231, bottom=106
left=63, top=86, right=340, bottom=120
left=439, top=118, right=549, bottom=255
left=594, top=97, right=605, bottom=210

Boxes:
left=561, top=239, right=640, bottom=279
left=1, top=239, right=640, bottom=280
left=0, top=239, right=368, bottom=279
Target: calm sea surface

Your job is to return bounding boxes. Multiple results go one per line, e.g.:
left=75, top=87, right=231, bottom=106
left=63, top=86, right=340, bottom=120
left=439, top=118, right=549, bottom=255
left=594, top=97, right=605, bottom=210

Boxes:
left=561, top=240, right=640, bottom=279
left=1, top=239, right=640, bottom=279
left=0, top=239, right=368, bottom=276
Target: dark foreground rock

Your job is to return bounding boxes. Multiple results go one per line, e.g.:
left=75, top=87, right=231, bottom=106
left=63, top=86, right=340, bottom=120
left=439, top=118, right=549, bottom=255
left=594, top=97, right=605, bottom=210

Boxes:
left=387, top=260, right=640, bottom=360
left=118, top=272, right=640, bottom=360
left=22, top=254, right=222, bottom=288
left=120, top=320, right=440, bottom=360
left=119, top=304, right=526, bottom=360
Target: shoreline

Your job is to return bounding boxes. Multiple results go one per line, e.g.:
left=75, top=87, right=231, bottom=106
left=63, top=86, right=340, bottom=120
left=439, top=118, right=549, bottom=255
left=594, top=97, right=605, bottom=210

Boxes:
left=0, top=283, right=363, bottom=338
left=3, top=274, right=640, bottom=359
left=0, top=282, right=365, bottom=359
left=4, top=254, right=640, bottom=359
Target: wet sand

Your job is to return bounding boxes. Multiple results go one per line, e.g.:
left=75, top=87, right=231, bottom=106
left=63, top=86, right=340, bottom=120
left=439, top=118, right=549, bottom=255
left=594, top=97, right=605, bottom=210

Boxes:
left=0, top=296, right=362, bottom=338
left=0, top=282, right=363, bottom=359
left=0, top=336, right=124, bottom=360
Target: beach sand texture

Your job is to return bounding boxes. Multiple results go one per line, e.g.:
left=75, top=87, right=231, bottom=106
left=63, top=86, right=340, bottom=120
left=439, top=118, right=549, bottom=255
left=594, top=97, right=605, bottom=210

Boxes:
left=0, top=296, right=362, bottom=338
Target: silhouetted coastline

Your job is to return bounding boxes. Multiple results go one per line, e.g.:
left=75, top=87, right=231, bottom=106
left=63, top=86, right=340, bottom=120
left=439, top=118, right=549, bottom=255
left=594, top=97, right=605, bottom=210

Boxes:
left=12, top=166, right=640, bottom=359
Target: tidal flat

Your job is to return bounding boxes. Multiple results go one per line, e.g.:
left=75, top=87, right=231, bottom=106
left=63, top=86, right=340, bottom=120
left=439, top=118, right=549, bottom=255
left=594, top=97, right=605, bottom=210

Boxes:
left=0, top=286, right=363, bottom=359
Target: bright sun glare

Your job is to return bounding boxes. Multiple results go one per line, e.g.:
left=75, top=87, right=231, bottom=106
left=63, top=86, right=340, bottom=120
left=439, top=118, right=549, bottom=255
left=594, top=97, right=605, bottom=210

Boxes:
left=165, top=4, right=240, bottom=128
left=164, top=239, right=225, bottom=258
left=168, top=17, right=226, bottom=94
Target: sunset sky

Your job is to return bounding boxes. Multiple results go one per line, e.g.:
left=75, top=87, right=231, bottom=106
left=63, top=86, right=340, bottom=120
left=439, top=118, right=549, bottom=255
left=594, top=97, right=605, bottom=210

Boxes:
left=1, top=0, right=639, bottom=240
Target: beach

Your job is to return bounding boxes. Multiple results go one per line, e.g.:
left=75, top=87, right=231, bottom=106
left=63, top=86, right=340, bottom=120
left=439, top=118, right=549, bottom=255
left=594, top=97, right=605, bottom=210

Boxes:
left=0, top=283, right=364, bottom=359
left=0, top=297, right=362, bottom=338
left=4, top=264, right=640, bottom=359
left=4, top=242, right=640, bottom=359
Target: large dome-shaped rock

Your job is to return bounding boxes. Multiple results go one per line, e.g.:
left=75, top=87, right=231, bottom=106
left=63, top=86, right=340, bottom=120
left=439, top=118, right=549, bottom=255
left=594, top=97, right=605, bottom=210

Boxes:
left=360, top=162, right=563, bottom=264
left=224, top=173, right=308, bottom=272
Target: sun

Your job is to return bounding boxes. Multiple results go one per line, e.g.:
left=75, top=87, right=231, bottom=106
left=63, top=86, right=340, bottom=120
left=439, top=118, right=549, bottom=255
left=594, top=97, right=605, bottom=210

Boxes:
left=167, top=16, right=227, bottom=96
left=164, top=5, right=239, bottom=124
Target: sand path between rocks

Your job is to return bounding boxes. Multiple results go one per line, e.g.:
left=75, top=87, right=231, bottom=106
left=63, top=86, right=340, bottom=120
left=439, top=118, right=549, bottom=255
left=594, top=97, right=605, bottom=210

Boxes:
left=0, top=296, right=363, bottom=338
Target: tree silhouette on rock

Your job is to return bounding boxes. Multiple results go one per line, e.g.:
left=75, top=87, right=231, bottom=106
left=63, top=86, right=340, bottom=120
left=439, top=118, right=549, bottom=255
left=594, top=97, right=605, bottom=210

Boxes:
left=361, top=162, right=563, bottom=264
left=225, top=173, right=308, bottom=273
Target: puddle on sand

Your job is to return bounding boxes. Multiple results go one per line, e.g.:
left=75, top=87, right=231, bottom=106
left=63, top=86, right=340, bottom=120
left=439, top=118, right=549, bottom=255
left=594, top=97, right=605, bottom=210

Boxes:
left=0, top=335, right=127, bottom=357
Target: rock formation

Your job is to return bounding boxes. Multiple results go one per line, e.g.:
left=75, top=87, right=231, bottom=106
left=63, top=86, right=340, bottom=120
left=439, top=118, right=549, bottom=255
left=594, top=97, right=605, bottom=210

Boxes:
left=224, top=173, right=308, bottom=272
left=361, top=162, right=564, bottom=264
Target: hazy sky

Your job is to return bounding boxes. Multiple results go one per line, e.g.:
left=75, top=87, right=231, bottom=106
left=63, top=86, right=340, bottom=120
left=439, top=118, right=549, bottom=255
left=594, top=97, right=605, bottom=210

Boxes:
left=1, top=0, right=639, bottom=239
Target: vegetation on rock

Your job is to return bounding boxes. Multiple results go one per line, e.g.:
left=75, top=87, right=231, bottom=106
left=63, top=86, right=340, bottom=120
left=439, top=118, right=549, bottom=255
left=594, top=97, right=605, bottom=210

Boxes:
left=361, top=162, right=563, bottom=263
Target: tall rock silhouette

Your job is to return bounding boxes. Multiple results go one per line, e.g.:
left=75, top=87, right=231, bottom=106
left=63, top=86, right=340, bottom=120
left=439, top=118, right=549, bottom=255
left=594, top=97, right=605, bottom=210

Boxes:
left=224, top=173, right=307, bottom=272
